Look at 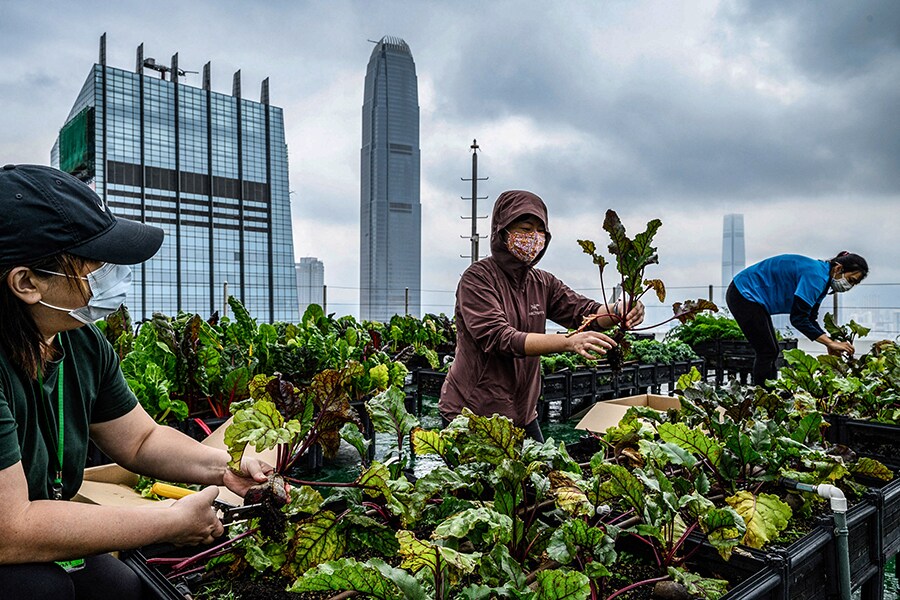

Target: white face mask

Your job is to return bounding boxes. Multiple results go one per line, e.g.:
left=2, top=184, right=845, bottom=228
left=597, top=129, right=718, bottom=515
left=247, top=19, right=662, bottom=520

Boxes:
left=830, top=277, right=853, bottom=293
left=36, top=263, right=132, bottom=323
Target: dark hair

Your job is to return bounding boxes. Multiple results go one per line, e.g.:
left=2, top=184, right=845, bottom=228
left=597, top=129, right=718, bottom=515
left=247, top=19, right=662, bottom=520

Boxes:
left=0, top=254, right=90, bottom=379
left=829, top=251, right=869, bottom=281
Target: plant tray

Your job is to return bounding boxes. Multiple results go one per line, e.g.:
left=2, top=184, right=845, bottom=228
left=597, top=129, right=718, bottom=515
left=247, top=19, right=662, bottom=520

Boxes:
left=765, top=496, right=884, bottom=600
left=569, top=370, right=595, bottom=397
left=415, top=369, right=447, bottom=398
left=541, top=372, right=569, bottom=400
left=122, top=545, right=187, bottom=600
left=825, top=414, right=900, bottom=472
left=879, top=478, right=900, bottom=559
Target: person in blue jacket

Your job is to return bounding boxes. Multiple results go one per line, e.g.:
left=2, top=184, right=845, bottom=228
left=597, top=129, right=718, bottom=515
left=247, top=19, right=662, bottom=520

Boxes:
left=726, top=251, right=869, bottom=385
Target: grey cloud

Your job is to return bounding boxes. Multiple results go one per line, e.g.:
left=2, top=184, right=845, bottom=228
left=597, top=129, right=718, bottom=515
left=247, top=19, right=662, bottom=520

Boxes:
left=427, top=3, right=900, bottom=214
left=721, top=0, right=900, bottom=80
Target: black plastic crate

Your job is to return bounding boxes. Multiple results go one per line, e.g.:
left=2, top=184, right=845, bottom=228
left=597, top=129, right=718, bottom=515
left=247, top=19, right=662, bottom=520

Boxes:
left=594, top=365, right=614, bottom=395
left=879, top=478, right=900, bottom=558
left=764, top=497, right=884, bottom=600
left=825, top=415, right=900, bottom=472
left=541, top=372, right=569, bottom=401
left=636, top=363, right=656, bottom=389
left=767, top=524, right=834, bottom=600
left=416, top=369, right=447, bottom=398
left=614, top=364, right=638, bottom=396
left=569, top=370, right=595, bottom=398
left=672, top=360, right=693, bottom=377
left=723, top=563, right=784, bottom=600
left=122, top=544, right=196, bottom=600
left=846, top=499, right=884, bottom=599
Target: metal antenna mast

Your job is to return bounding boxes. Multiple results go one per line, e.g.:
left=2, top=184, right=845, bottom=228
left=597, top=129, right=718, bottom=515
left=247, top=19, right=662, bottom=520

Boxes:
left=460, top=140, right=488, bottom=264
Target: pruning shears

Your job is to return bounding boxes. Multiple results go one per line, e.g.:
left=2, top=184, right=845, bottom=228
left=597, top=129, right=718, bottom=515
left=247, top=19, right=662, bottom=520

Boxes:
left=150, top=482, right=265, bottom=526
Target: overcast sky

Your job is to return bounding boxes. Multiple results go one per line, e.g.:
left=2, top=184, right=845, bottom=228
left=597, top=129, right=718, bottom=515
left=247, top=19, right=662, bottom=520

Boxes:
left=1, top=0, right=897, bottom=325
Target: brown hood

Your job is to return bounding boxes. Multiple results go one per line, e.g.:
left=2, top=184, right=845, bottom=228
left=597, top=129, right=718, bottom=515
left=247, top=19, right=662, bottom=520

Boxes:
left=489, top=190, right=552, bottom=283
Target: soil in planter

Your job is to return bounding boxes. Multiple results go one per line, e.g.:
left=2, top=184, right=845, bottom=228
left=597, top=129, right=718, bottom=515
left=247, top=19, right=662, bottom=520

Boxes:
left=770, top=509, right=823, bottom=547
left=602, top=555, right=661, bottom=599
left=196, top=572, right=329, bottom=600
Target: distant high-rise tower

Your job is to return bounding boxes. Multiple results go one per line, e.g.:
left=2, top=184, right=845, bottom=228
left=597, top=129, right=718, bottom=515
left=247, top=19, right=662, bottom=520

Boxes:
left=722, top=214, right=746, bottom=295
left=296, top=257, right=325, bottom=316
left=359, top=36, right=421, bottom=322
left=52, top=35, right=298, bottom=322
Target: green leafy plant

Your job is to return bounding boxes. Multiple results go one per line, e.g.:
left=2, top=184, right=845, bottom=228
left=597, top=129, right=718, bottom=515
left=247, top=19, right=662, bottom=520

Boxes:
left=665, top=314, right=746, bottom=347
left=574, top=210, right=717, bottom=370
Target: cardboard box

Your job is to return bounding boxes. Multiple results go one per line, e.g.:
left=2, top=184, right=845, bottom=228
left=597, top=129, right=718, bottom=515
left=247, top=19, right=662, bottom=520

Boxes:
left=74, top=417, right=276, bottom=507
left=574, top=393, right=682, bottom=434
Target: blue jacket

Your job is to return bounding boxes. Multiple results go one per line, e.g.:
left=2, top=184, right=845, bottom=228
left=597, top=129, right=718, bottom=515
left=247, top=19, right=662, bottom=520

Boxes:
left=733, top=254, right=830, bottom=340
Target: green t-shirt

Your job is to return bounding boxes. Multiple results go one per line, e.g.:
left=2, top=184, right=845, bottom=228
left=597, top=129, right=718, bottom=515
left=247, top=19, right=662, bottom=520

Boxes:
left=0, top=325, right=137, bottom=500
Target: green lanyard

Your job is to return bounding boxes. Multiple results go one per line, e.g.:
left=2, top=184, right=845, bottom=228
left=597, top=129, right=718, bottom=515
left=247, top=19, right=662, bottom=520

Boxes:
left=36, top=361, right=65, bottom=500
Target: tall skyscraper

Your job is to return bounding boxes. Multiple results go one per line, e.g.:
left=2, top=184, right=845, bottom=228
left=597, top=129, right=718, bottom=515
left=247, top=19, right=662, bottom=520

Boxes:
left=359, top=36, right=421, bottom=322
left=722, top=214, right=746, bottom=293
left=296, top=257, right=325, bottom=316
left=52, top=35, right=298, bottom=322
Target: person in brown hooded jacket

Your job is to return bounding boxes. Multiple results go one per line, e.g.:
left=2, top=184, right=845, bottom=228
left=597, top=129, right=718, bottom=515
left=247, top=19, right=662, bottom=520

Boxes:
left=439, top=190, right=645, bottom=441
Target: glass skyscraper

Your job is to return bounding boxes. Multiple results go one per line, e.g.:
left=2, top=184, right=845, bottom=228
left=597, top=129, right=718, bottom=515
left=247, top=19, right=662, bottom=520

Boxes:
left=51, top=36, right=298, bottom=322
left=360, top=36, right=421, bottom=322
left=296, top=257, right=325, bottom=317
left=722, top=213, right=746, bottom=302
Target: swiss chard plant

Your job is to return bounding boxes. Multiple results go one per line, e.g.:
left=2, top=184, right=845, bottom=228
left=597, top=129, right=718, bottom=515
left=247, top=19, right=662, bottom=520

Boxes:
left=774, top=341, right=900, bottom=423
left=574, top=210, right=718, bottom=370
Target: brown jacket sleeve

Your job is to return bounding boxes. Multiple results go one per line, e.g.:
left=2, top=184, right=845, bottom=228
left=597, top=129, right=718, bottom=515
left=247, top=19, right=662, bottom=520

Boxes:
left=543, top=271, right=605, bottom=330
left=457, top=267, right=529, bottom=357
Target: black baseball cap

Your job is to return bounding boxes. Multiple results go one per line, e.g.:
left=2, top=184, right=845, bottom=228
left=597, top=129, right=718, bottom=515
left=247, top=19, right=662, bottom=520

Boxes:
left=0, top=164, right=164, bottom=270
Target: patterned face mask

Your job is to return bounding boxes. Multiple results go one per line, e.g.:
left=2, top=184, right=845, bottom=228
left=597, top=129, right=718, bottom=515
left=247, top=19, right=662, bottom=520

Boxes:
left=506, top=230, right=546, bottom=263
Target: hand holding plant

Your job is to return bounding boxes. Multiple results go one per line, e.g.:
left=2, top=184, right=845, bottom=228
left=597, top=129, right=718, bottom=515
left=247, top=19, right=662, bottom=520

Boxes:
left=572, top=210, right=718, bottom=370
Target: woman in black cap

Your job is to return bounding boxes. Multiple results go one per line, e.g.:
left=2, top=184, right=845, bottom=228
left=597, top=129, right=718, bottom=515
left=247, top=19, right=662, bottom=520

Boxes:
left=0, top=165, right=274, bottom=598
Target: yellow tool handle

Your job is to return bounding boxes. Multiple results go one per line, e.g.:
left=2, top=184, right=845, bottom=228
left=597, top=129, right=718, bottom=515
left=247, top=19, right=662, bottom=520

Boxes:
left=150, top=482, right=196, bottom=500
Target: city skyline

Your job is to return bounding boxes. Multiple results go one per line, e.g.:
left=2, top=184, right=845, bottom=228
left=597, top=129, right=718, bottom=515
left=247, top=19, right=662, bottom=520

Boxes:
left=1, top=2, right=897, bottom=332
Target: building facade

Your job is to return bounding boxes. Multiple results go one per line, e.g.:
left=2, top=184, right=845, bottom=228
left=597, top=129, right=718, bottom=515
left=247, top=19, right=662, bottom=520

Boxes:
left=52, top=36, right=298, bottom=322
left=296, top=257, right=325, bottom=317
left=722, top=214, right=746, bottom=299
left=359, top=36, right=421, bottom=322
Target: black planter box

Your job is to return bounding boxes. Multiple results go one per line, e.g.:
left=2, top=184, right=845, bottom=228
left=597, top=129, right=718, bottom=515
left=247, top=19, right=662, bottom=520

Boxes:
left=541, top=371, right=569, bottom=401
left=610, top=531, right=773, bottom=600
left=636, top=363, right=656, bottom=389
left=693, top=339, right=797, bottom=385
left=825, top=414, right=900, bottom=472
left=875, top=478, right=900, bottom=559
left=412, top=368, right=447, bottom=416
left=122, top=544, right=199, bottom=600
left=755, top=493, right=884, bottom=600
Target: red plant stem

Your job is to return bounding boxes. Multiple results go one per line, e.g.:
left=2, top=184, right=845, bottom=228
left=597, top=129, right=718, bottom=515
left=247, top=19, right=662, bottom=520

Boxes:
left=147, top=557, right=187, bottom=565
left=605, top=575, right=669, bottom=600
left=193, top=417, right=213, bottom=437
left=166, top=564, right=207, bottom=580
left=283, top=476, right=361, bottom=488
left=681, top=539, right=705, bottom=564
left=665, top=522, right=699, bottom=566
left=607, top=508, right=635, bottom=525
left=629, top=532, right=662, bottom=568
left=168, top=527, right=258, bottom=573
